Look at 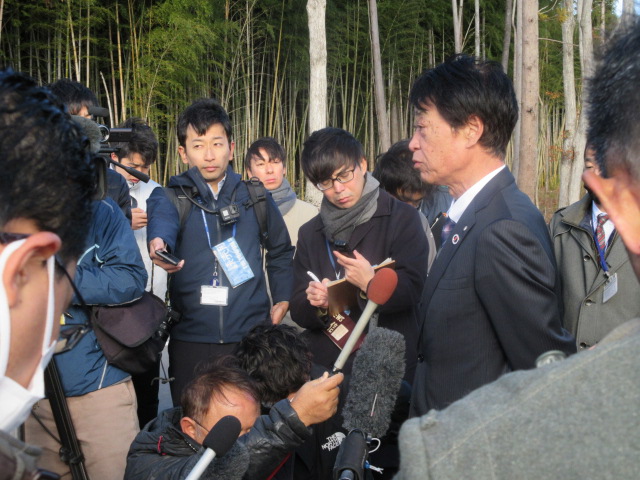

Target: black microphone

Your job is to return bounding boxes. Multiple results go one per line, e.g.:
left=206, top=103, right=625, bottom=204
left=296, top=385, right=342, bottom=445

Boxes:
left=107, top=157, right=151, bottom=183
left=185, top=415, right=242, bottom=480
left=332, top=268, right=398, bottom=373
left=333, top=328, right=406, bottom=479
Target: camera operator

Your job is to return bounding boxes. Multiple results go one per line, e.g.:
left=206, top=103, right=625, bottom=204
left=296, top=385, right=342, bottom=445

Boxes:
left=48, top=78, right=132, bottom=223
left=110, top=117, right=168, bottom=428
left=0, top=69, right=95, bottom=479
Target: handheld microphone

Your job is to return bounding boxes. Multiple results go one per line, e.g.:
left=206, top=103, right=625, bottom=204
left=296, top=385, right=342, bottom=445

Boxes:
left=333, top=327, right=406, bottom=479
left=185, top=415, right=242, bottom=480
left=332, top=268, right=398, bottom=373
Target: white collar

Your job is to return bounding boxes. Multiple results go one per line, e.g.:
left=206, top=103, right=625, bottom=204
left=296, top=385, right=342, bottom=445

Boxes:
left=208, top=174, right=227, bottom=201
left=447, top=165, right=506, bottom=223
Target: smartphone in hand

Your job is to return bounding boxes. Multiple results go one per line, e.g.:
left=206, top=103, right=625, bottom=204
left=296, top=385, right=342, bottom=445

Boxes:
left=155, top=250, right=181, bottom=266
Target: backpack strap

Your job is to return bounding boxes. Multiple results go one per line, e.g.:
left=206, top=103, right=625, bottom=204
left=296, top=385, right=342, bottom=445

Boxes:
left=244, top=177, right=269, bottom=246
left=164, top=185, right=199, bottom=230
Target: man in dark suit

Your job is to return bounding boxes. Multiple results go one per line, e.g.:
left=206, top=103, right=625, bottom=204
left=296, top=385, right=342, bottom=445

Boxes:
left=408, top=54, right=576, bottom=416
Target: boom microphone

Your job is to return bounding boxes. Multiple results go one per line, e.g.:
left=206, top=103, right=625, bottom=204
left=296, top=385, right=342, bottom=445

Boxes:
left=333, top=327, right=406, bottom=479
left=332, top=268, right=398, bottom=373
left=185, top=415, right=242, bottom=480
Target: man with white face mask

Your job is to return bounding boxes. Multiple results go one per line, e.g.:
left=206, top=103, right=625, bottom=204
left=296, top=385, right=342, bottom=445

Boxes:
left=0, top=69, right=95, bottom=478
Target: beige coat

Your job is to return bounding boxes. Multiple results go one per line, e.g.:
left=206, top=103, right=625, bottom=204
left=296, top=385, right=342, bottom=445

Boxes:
left=550, top=194, right=640, bottom=349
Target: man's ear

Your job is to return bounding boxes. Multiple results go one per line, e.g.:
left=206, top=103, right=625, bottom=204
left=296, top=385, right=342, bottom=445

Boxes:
left=2, top=232, right=61, bottom=308
left=177, top=145, right=189, bottom=165
left=180, top=416, right=197, bottom=440
left=464, top=115, right=484, bottom=147
left=359, top=157, right=368, bottom=172
left=110, top=152, right=119, bottom=163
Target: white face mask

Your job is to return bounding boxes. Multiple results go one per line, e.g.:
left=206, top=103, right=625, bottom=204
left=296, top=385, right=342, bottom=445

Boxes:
left=0, top=239, right=58, bottom=432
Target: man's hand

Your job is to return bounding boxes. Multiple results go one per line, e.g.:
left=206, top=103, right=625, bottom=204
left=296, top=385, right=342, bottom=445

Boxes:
left=334, top=249, right=375, bottom=292
left=289, top=372, right=344, bottom=426
left=131, top=208, right=147, bottom=230
left=306, top=278, right=330, bottom=309
left=270, top=301, right=289, bottom=325
left=149, top=237, right=184, bottom=273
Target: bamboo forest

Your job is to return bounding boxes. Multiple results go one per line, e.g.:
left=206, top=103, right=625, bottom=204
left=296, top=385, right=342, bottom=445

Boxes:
left=0, top=0, right=623, bottom=213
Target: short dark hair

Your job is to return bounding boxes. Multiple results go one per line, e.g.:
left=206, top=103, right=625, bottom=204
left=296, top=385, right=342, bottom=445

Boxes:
left=244, top=137, right=286, bottom=171
left=234, top=324, right=312, bottom=408
left=588, top=17, right=640, bottom=180
left=0, top=69, right=95, bottom=265
left=373, top=139, right=432, bottom=199
left=48, top=78, right=98, bottom=116
left=301, top=127, right=364, bottom=186
left=409, top=54, right=518, bottom=158
left=111, top=118, right=158, bottom=167
left=181, top=357, right=259, bottom=423
left=177, top=98, right=232, bottom=148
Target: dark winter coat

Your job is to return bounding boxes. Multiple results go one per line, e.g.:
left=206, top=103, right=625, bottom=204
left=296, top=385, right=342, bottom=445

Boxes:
left=290, top=189, right=428, bottom=382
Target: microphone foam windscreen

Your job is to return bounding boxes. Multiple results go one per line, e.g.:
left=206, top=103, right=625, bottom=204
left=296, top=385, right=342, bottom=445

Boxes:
left=202, top=415, right=241, bottom=457
left=366, top=268, right=398, bottom=305
left=209, top=441, right=249, bottom=480
left=71, top=115, right=102, bottom=154
left=342, top=327, right=406, bottom=437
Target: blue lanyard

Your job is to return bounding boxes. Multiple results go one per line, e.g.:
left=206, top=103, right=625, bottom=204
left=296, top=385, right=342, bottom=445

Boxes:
left=200, top=209, right=236, bottom=248
left=201, top=209, right=236, bottom=285
left=325, top=238, right=341, bottom=280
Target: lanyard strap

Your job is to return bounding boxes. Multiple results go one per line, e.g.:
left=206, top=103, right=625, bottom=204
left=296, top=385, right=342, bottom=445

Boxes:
left=325, top=238, right=341, bottom=280
left=201, top=209, right=236, bottom=286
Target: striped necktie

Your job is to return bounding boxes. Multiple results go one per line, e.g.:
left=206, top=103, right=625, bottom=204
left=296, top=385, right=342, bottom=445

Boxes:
left=595, top=213, right=609, bottom=252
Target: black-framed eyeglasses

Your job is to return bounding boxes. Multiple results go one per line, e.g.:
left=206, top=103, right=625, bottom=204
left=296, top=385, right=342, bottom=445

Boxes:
left=316, top=168, right=356, bottom=191
left=54, top=257, right=91, bottom=355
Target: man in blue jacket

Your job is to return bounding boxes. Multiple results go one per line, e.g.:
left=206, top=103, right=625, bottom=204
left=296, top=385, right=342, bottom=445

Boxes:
left=25, top=188, right=148, bottom=477
left=147, top=98, right=294, bottom=405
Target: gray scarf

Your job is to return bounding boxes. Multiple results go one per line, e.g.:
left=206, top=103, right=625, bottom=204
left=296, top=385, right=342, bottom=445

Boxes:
left=270, top=177, right=297, bottom=216
left=320, top=172, right=380, bottom=243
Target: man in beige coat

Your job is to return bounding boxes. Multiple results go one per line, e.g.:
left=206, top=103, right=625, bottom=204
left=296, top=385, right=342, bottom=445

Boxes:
left=550, top=148, right=640, bottom=350
left=245, top=137, right=317, bottom=247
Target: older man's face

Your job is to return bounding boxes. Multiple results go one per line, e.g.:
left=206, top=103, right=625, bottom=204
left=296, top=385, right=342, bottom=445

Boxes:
left=408, top=104, right=467, bottom=197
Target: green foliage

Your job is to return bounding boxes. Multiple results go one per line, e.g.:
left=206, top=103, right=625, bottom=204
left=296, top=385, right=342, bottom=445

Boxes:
left=0, top=0, right=617, bottom=196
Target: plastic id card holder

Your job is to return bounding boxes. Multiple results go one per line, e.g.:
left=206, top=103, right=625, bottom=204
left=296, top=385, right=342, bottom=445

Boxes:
left=201, top=285, right=229, bottom=306
left=212, top=237, right=255, bottom=288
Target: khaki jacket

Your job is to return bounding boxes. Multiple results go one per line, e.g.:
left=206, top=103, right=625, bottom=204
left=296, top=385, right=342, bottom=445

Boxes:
left=550, top=194, right=640, bottom=349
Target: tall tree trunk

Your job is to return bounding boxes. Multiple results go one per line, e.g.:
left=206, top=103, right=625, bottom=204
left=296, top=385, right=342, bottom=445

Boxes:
left=452, top=0, right=463, bottom=52
left=568, top=0, right=595, bottom=204
left=474, top=0, right=480, bottom=57
left=517, top=0, right=539, bottom=202
left=501, top=0, right=513, bottom=72
left=368, top=0, right=390, bottom=153
left=306, top=0, right=327, bottom=206
left=558, top=0, right=576, bottom=208
left=512, top=0, right=522, bottom=178
left=621, top=0, right=634, bottom=26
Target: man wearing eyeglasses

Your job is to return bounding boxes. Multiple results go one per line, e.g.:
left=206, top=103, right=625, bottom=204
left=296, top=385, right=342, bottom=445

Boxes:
left=0, top=70, right=95, bottom=478
left=290, top=127, right=428, bottom=382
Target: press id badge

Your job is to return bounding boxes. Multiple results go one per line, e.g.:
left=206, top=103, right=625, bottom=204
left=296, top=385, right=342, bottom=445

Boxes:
left=603, top=272, right=618, bottom=304
left=201, top=285, right=229, bottom=306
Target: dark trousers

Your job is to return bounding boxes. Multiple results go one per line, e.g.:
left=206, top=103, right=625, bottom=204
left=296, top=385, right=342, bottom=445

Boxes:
left=168, top=339, right=238, bottom=407
left=131, top=360, right=160, bottom=428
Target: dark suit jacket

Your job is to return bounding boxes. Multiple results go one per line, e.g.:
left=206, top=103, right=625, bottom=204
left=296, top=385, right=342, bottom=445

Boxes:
left=410, top=168, right=576, bottom=415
